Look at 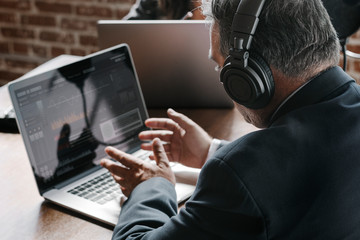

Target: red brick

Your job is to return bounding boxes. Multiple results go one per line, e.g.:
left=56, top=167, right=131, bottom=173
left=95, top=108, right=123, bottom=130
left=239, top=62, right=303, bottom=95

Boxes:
left=61, top=18, right=95, bottom=31
left=116, top=8, right=131, bottom=19
left=39, top=31, right=59, bottom=42
left=0, top=12, right=17, bottom=23
left=35, top=1, right=72, bottom=14
left=40, top=31, right=75, bottom=44
left=0, top=70, right=23, bottom=82
left=80, top=34, right=98, bottom=46
left=76, top=5, right=112, bottom=18
left=347, top=44, right=360, bottom=54
left=88, top=47, right=99, bottom=54
left=105, top=0, right=134, bottom=3
left=0, top=42, right=9, bottom=53
left=13, top=42, right=29, bottom=55
left=1, top=27, right=35, bottom=39
left=32, top=45, right=48, bottom=58
left=70, top=48, right=86, bottom=56
left=82, top=47, right=100, bottom=56
left=0, top=1, right=31, bottom=10
left=51, top=46, right=66, bottom=57
left=60, top=33, right=76, bottom=44
left=21, top=15, right=56, bottom=27
left=5, top=58, right=38, bottom=70
left=354, top=61, right=360, bottom=73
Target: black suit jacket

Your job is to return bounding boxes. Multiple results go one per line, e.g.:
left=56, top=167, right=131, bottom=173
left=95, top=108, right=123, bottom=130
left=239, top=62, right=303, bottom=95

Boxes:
left=112, top=66, right=360, bottom=239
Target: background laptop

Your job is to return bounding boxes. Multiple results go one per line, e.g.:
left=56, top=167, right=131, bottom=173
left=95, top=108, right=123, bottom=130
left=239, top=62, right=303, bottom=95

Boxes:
left=97, top=20, right=233, bottom=108
left=8, top=44, right=198, bottom=227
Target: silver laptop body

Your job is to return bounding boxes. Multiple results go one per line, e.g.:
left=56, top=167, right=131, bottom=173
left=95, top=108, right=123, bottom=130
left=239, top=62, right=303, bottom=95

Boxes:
left=8, top=44, right=197, bottom=226
left=97, top=20, right=233, bottom=108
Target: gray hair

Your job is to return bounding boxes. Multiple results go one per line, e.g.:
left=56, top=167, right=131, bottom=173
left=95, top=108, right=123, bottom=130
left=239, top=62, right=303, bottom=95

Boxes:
left=202, top=0, right=340, bottom=80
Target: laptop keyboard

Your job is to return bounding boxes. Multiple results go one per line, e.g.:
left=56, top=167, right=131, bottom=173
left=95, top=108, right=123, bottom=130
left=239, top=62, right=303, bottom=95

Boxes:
left=67, top=150, right=152, bottom=205
left=67, top=172, right=121, bottom=205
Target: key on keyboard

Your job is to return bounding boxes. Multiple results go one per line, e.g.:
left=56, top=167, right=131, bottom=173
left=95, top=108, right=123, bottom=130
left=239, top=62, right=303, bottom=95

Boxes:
left=67, top=172, right=122, bottom=205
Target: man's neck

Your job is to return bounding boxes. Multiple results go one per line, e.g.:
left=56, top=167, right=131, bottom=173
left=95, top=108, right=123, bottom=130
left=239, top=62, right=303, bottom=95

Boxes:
left=250, top=65, right=333, bottom=128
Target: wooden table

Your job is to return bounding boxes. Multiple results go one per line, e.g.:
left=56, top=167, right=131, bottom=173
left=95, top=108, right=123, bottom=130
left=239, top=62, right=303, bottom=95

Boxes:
left=0, top=86, right=258, bottom=239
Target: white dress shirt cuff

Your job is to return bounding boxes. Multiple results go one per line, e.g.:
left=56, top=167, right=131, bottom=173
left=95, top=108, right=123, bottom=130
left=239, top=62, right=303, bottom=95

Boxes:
left=205, top=138, right=222, bottom=162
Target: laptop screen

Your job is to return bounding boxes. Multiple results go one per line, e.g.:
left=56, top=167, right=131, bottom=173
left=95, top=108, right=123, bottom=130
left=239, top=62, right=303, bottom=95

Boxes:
left=97, top=20, right=233, bottom=108
left=9, top=44, right=148, bottom=194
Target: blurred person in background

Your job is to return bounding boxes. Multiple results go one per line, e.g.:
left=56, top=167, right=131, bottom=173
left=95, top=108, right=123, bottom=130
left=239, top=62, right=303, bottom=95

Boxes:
left=123, top=0, right=204, bottom=20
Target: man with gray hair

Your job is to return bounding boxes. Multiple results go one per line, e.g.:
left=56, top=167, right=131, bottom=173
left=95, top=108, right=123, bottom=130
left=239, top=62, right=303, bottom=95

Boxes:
left=101, top=0, right=360, bottom=239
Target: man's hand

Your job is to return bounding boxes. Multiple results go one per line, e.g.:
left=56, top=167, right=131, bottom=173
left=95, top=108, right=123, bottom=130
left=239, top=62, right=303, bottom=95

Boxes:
left=100, top=138, right=176, bottom=197
left=139, top=109, right=212, bottom=169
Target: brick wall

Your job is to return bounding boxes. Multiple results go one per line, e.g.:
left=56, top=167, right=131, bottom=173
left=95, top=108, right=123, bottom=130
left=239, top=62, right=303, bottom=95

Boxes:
left=0, top=0, right=134, bottom=85
left=0, top=0, right=360, bottom=85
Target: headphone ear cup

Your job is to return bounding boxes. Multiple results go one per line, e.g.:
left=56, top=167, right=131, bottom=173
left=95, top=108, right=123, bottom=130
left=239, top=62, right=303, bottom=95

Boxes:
left=220, top=52, right=274, bottom=109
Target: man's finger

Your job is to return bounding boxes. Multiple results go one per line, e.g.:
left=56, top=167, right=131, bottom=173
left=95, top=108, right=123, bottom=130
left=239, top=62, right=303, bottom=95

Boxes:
left=138, top=130, right=173, bottom=142
left=141, top=142, right=171, bottom=152
left=152, top=138, right=171, bottom=168
left=100, top=159, right=129, bottom=176
left=145, top=118, right=179, bottom=132
left=104, top=146, right=142, bottom=169
left=167, top=108, right=194, bottom=132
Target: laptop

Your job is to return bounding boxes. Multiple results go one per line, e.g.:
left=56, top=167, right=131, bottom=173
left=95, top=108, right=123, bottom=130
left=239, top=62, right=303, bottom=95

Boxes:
left=8, top=44, right=199, bottom=226
left=97, top=20, right=233, bottom=108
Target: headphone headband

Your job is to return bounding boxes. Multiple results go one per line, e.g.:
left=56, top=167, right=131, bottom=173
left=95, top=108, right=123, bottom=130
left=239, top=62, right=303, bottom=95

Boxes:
left=230, top=0, right=266, bottom=58
left=220, top=0, right=274, bottom=109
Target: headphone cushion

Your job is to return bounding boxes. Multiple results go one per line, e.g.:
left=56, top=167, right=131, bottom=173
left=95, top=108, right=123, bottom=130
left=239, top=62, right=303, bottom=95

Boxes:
left=221, top=51, right=274, bottom=109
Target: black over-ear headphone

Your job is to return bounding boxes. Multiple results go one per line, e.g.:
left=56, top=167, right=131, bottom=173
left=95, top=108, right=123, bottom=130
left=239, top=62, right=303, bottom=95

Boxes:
left=220, top=0, right=274, bottom=109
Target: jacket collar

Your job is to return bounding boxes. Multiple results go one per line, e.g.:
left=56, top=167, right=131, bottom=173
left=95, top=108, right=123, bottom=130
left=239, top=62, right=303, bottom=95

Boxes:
left=269, top=66, right=355, bottom=126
